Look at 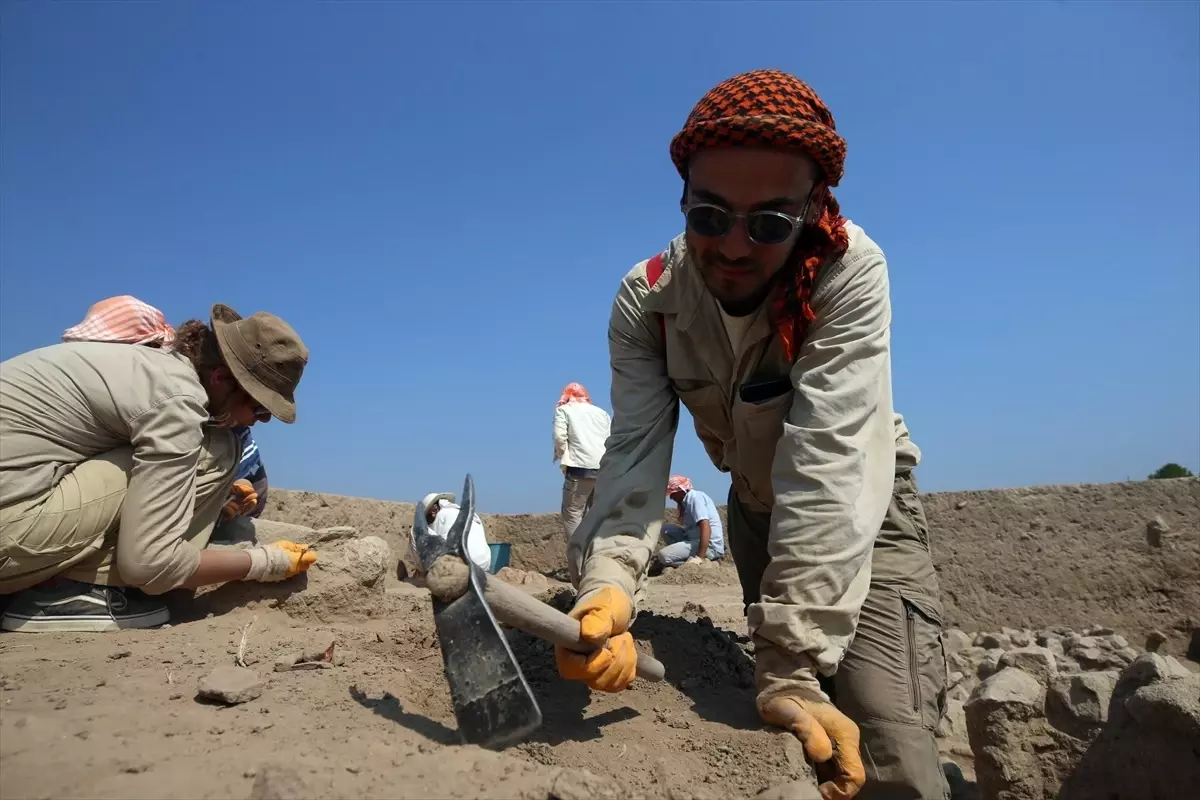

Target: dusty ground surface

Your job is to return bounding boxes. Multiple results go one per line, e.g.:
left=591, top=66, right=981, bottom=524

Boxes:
left=0, top=580, right=812, bottom=800
left=1, top=477, right=1196, bottom=799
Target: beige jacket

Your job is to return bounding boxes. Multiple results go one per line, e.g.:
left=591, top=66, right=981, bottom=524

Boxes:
left=553, top=402, right=612, bottom=470
left=568, top=222, right=920, bottom=694
left=0, top=342, right=218, bottom=593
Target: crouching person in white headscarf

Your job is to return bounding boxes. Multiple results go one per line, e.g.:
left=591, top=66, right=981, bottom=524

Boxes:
left=401, top=492, right=492, bottom=580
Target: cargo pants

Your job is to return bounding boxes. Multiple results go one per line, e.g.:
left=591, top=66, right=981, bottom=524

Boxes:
left=560, top=468, right=598, bottom=542
left=729, top=471, right=949, bottom=800
left=0, top=428, right=239, bottom=595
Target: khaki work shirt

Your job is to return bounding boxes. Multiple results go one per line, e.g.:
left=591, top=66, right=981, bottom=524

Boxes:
left=569, top=222, right=921, bottom=687
left=0, top=342, right=217, bottom=593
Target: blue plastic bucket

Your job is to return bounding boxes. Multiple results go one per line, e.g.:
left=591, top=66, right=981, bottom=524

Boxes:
left=488, top=543, right=511, bottom=574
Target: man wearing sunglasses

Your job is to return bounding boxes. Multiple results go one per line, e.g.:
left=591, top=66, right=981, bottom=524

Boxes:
left=557, top=70, right=947, bottom=800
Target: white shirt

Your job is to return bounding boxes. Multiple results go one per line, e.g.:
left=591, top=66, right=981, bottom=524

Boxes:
left=411, top=502, right=492, bottom=573
left=553, top=402, right=611, bottom=470
left=719, top=306, right=757, bottom=356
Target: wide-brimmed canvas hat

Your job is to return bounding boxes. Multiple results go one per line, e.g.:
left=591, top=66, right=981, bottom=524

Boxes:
left=210, top=303, right=308, bottom=424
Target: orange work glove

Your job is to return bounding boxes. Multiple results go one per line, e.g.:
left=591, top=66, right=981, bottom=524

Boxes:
left=759, top=695, right=866, bottom=800
left=243, top=540, right=318, bottom=582
left=221, top=480, right=258, bottom=521
left=274, top=540, right=318, bottom=578
left=554, top=586, right=638, bottom=692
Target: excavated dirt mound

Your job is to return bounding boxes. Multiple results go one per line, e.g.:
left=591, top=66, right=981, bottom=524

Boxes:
left=651, top=558, right=741, bottom=587
left=925, top=478, right=1199, bottom=655
left=269, top=478, right=1200, bottom=654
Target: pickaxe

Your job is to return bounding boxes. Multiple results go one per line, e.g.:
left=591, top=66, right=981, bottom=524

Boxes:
left=412, top=473, right=665, bottom=749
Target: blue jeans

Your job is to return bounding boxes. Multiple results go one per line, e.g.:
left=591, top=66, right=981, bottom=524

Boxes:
left=656, top=524, right=720, bottom=566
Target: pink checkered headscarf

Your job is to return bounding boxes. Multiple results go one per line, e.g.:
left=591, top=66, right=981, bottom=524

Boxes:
left=557, top=382, right=591, bottom=407
left=666, top=475, right=693, bottom=496
left=62, top=295, right=176, bottom=347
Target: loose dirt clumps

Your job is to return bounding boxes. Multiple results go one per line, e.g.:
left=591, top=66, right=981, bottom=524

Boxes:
left=651, top=557, right=741, bottom=587
left=271, top=477, right=1200, bottom=653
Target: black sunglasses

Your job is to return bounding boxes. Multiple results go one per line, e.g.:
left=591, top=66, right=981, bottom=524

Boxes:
left=683, top=199, right=812, bottom=246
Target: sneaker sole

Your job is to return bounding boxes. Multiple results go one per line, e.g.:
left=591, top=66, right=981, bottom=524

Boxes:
left=0, top=606, right=170, bottom=633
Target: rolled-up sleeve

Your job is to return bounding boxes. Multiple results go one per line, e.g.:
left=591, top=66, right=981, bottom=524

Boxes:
left=570, top=262, right=679, bottom=605
left=116, top=394, right=211, bottom=594
left=750, top=247, right=898, bottom=698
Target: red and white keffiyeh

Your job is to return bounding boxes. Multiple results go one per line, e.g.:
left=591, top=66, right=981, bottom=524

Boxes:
left=62, top=295, right=176, bottom=347
left=666, top=475, right=693, bottom=496
left=556, top=382, right=591, bottom=407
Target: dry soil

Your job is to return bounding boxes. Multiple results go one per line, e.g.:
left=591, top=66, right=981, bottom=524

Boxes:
left=0, top=477, right=1196, bottom=799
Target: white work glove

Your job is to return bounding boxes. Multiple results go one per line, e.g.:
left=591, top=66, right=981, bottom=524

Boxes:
left=242, top=541, right=317, bottom=582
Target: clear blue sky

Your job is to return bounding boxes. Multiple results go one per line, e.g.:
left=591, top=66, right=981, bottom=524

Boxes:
left=2, top=2, right=1197, bottom=513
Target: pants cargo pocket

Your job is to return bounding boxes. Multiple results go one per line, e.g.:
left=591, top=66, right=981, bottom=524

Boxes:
left=899, top=590, right=946, bottom=730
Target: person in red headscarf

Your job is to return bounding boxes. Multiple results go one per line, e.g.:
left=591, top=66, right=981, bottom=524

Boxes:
left=552, top=382, right=611, bottom=545
left=556, top=70, right=946, bottom=799
left=656, top=475, right=724, bottom=567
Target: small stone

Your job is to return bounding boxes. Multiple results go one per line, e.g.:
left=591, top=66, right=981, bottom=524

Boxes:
left=1004, top=628, right=1033, bottom=648
left=999, top=646, right=1058, bottom=685
left=108, top=651, right=132, bottom=660
left=967, top=667, right=1045, bottom=715
left=196, top=666, right=264, bottom=706
left=549, top=768, right=629, bottom=800
left=1109, top=634, right=1129, bottom=649
left=942, top=629, right=973, bottom=654
left=977, top=648, right=1005, bottom=680
left=1048, top=671, right=1117, bottom=727
left=947, top=682, right=973, bottom=703
left=1084, top=626, right=1116, bottom=637
left=1072, top=645, right=1127, bottom=671
left=955, top=500, right=968, bottom=510
left=1037, top=633, right=1065, bottom=657
left=948, top=670, right=965, bottom=688
left=1118, top=653, right=1194, bottom=692
left=936, top=698, right=968, bottom=741
left=1146, top=630, right=1169, bottom=653
left=974, top=633, right=1010, bottom=650
left=948, top=646, right=986, bottom=676
left=1146, top=516, right=1170, bottom=547
left=249, top=764, right=312, bottom=800
left=755, top=783, right=823, bottom=800
left=1057, top=657, right=1082, bottom=674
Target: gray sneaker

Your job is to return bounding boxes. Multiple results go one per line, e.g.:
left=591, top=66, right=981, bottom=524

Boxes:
left=1, top=579, right=170, bottom=633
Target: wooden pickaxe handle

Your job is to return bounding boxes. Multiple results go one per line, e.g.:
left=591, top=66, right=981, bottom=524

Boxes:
left=427, top=555, right=666, bottom=683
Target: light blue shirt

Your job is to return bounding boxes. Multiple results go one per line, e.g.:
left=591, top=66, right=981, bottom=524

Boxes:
left=681, top=489, right=725, bottom=556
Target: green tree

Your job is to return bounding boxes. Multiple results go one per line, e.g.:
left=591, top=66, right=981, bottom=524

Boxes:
left=1148, top=463, right=1195, bottom=479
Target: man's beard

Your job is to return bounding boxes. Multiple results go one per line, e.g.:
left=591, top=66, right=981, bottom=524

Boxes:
left=699, top=256, right=783, bottom=317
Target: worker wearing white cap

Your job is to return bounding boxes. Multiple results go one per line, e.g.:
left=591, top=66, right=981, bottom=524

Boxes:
left=408, top=492, right=492, bottom=576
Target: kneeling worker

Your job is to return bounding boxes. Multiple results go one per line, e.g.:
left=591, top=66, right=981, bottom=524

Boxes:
left=0, top=303, right=317, bottom=632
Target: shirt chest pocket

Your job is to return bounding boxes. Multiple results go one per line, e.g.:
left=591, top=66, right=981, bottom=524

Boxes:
left=729, top=387, right=793, bottom=510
